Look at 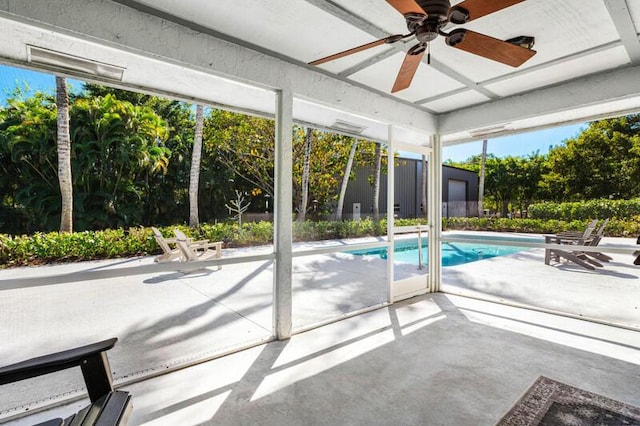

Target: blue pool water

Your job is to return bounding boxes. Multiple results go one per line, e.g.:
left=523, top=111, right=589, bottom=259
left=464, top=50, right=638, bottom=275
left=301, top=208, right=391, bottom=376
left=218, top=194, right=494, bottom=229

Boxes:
left=349, top=236, right=539, bottom=267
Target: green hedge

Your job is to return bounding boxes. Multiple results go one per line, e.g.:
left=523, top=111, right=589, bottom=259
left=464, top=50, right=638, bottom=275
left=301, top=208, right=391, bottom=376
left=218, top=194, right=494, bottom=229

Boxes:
left=292, top=217, right=390, bottom=240
left=0, top=218, right=431, bottom=267
left=528, top=198, right=640, bottom=220
left=443, top=217, right=640, bottom=237
left=3, top=216, right=637, bottom=268
left=0, top=228, right=158, bottom=267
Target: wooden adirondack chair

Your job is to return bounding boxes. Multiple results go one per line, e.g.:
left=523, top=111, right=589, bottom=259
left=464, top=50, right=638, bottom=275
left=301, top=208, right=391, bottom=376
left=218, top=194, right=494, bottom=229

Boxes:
left=151, top=226, right=182, bottom=263
left=582, top=218, right=612, bottom=262
left=544, top=219, right=603, bottom=270
left=174, top=229, right=222, bottom=270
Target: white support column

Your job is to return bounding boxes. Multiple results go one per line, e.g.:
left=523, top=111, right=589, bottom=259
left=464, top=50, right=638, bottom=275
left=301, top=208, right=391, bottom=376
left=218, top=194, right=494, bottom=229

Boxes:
left=386, top=126, right=395, bottom=303
left=274, top=88, right=293, bottom=340
left=428, top=134, right=442, bottom=293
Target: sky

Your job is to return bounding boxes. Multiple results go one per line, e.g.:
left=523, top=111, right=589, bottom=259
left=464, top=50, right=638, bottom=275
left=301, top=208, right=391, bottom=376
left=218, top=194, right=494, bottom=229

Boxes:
left=0, top=64, right=84, bottom=105
left=442, top=123, right=587, bottom=162
left=0, top=64, right=587, bottom=160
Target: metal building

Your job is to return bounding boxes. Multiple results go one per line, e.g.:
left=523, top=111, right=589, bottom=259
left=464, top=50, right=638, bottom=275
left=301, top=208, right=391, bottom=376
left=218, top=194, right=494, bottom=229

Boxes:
left=341, top=158, right=478, bottom=219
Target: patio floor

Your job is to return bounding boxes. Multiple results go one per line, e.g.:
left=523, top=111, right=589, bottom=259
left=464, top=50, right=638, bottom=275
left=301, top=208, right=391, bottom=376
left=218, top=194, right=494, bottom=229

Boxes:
left=1, top=235, right=639, bottom=424
left=4, top=293, right=640, bottom=425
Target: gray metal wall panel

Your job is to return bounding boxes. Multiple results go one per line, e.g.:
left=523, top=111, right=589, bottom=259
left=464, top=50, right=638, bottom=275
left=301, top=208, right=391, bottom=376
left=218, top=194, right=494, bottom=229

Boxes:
left=394, top=159, right=416, bottom=218
left=416, top=158, right=427, bottom=218
left=342, top=168, right=373, bottom=218
left=340, top=159, right=477, bottom=219
left=442, top=166, right=479, bottom=202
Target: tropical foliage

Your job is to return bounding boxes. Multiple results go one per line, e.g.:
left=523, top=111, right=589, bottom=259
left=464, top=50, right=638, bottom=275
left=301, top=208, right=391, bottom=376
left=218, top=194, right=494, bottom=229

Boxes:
left=444, top=217, right=640, bottom=237
left=2, top=71, right=640, bottom=240
left=528, top=198, right=640, bottom=221
left=542, top=115, right=640, bottom=200
left=0, top=83, right=386, bottom=234
left=446, top=114, right=640, bottom=217
left=447, top=152, right=548, bottom=217
left=204, top=110, right=383, bottom=220
left=0, top=90, right=59, bottom=232
left=1, top=90, right=175, bottom=232
left=0, top=219, right=387, bottom=267
left=5, top=215, right=640, bottom=267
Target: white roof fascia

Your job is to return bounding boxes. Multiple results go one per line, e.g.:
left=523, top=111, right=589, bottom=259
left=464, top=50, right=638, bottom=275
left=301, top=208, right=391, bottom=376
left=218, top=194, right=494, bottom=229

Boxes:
left=438, top=64, right=640, bottom=139
left=0, top=0, right=437, bottom=135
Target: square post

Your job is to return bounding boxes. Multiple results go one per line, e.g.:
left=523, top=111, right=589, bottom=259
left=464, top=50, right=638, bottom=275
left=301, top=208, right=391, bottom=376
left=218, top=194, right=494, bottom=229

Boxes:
left=428, top=134, right=442, bottom=293
left=386, top=126, right=395, bottom=303
left=274, top=89, right=293, bottom=340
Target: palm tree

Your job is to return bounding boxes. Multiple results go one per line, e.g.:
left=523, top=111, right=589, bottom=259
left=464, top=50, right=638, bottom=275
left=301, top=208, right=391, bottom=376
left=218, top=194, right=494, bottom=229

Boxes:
left=56, top=76, right=73, bottom=233
left=372, top=143, right=382, bottom=221
left=189, top=104, right=204, bottom=227
left=336, top=138, right=358, bottom=221
left=297, top=128, right=313, bottom=221
left=478, top=139, right=488, bottom=217
left=421, top=154, right=427, bottom=218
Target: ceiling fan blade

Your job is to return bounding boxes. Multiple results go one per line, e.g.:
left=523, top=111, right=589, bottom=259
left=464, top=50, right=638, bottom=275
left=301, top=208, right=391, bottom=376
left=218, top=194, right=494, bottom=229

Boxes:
left=449, top=0, right=523, bottom=24
left=446, top=29, right=536, bottom=67
left=391, top=50, right=424, bottom=93
left=386, top=0, right=426, bottom=16
left=309, top=34, right=406, bottom=66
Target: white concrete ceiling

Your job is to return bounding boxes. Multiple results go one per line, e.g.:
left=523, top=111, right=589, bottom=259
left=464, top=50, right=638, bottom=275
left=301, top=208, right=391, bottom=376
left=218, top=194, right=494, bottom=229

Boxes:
left=0, top=0, right=639, bottom=146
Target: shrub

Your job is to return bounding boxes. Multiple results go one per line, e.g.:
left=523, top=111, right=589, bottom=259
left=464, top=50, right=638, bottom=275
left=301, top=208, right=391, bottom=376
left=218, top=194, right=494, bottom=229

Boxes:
left=528, top=198, right=640, bottom=220
left=443, top=217, right=640, bottom=237
left=0, top=228, right=157, bottom=267
left=3, top=216, right=638, bottom=268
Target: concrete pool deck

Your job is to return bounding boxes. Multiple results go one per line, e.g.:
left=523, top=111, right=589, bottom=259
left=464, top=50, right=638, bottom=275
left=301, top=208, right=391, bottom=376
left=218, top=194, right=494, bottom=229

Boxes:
left=5, top=293, right=640, bottom=426
left=441, top=233, right=640, bottom=328
left=1, top=233, right=639, bottom=421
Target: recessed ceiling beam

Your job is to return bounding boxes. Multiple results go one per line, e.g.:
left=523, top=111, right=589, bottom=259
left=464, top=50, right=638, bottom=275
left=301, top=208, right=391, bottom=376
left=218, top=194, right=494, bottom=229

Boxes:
left=0, top=0, right=436, bottom=133
left=438, top=64, right=640, bottom=135
left=603, top=0, right=640, bottom=64
left=414, top=87, right=469, bottom=105
left=338, top=46, right=399, bottom=77
left=428, top=58, right=498, bottom=100
left=303, top=0, right=391, bottom=39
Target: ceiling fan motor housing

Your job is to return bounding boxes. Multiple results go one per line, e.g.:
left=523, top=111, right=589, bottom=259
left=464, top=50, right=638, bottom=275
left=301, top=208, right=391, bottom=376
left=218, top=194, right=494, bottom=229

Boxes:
left=415, top=23, right=440, bottom=43
left=415, top=0, right=451, bottom=21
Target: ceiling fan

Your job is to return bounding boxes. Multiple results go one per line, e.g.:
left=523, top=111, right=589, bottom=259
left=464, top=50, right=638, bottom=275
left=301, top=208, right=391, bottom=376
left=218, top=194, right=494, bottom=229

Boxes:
left=309, top=0, right=537, bottom=93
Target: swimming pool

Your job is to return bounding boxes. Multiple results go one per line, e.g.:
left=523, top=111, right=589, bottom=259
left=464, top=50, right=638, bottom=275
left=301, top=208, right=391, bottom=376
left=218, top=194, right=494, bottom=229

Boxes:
left=348, top=236, right=539, bottom=267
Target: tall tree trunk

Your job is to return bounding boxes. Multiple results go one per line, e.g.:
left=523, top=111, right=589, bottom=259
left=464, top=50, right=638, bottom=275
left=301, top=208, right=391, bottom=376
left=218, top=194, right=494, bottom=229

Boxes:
left=336, top=138, right=358, bottom=221
left=56, top=76, right=73, bottom=233
left=297, top=128, right=312, bottom=221
left=372, top=143, right=382, bottom=221
left=189, top=104, right=204, bottom=228
left=421, top=154, right=427, bottom=218
left=478, top=139, right=487, bottom=217
left=502, top=199, right=509, bottom=218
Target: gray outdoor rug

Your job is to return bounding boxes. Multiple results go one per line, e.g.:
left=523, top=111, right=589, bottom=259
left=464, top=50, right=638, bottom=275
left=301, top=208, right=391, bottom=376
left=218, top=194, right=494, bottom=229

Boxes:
left=496, top=376, right=640, bottom=425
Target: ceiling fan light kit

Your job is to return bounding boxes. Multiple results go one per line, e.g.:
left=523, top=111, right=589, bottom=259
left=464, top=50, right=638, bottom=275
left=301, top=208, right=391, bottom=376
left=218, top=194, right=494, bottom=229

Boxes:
left=309, top=0, right=536, bottom=93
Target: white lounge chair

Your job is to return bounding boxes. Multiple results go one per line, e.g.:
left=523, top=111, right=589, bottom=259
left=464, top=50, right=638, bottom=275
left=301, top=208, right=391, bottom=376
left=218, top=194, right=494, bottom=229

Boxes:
left=174, top=229, right=222, bottom=269
left=151, top=226, right=183, bottom=262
